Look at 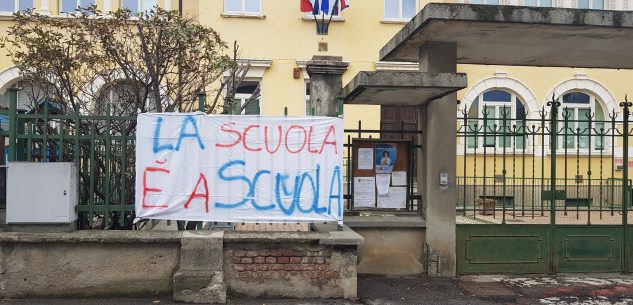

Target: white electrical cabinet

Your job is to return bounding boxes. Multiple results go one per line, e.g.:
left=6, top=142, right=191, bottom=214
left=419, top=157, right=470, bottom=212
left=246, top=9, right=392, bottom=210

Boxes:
left=7, top=162, right=77, bottom=224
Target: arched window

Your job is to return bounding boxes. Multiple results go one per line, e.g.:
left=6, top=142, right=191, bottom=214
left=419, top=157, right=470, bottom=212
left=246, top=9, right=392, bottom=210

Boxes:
left=0, top=81, right=54, bottom=112
left=95, top=79, right=152, bottom=115
left=558, top=91, right=605, bottom=151
left=467, top=89, right=527, bottom=149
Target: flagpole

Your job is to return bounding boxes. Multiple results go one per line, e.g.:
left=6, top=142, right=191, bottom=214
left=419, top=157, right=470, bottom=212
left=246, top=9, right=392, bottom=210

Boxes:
left=313, top=8, right=318, bottom=27
left=321, top=3, right=325, bottom=32
left=327, top=0, right=339, bottom=28
left=311, top=0, right=321, bottom=34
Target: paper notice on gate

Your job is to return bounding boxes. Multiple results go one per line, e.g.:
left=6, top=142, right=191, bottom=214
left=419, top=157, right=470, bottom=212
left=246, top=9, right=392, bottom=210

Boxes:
left=354, top=177, right=376, bottom=207
left=358, top=148, right=374, bottom=170
left=376, top=174, right=391, bottom=195
left=391, top=171, right=407, bottom=186
left=377, top=187, right=407, bottom=209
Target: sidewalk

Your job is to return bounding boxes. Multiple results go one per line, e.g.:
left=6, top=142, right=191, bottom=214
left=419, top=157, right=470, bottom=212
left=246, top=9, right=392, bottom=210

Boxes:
left=2, top=274, right=633, bottom=304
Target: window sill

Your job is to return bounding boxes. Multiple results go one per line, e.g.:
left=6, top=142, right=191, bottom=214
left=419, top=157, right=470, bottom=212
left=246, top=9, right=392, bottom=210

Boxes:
left=380, top=18, right=410, bottom=24
left=221, top=12, right=265, bottom=19
left=462, top=149, right=611, bottom=156
left=302, top=15, right=345, bottom=22
left=35, top=8, right=51, bottom=16
left=464, top=148, right=536, bottom=155
left=51, top=13, right=99, bottom=19
left=552, top=149, right=611, bottom=156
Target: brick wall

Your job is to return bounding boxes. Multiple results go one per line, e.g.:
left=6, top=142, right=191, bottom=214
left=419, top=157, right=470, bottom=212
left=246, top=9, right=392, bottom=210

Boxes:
left=224, top=242, right=356, bottom=298
left=229, top=247, right=339, bottom=283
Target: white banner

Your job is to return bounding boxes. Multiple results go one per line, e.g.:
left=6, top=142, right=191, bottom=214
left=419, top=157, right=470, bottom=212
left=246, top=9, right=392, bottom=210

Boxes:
left=135, top=113, right=344, bottom=223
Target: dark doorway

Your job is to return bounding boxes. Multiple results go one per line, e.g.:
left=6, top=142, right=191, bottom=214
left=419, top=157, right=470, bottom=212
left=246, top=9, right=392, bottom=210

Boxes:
left=380, top=105, right=417, bottom=141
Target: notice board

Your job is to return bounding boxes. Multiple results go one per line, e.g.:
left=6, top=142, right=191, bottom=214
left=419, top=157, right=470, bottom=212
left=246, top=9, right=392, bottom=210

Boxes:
left=351, top=139, right=411, bottom=210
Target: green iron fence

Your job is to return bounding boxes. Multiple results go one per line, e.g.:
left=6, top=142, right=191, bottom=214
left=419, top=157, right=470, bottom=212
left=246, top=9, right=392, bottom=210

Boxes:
left=457, top=96, right=630, bottom=224
left=456, top=93, right=633, bottom=273
left=1, top=89, right=208, bottom=229
left=2, top=88, right=138, bottom=229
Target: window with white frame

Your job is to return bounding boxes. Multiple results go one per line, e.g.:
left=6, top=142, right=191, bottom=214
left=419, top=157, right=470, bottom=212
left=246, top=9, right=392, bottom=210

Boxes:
left=384, top=0, right=416, bottom=20
left=60, top=0, right=96, bottom=13
left=466, top=89, right=527, bottom=150
left=0, top=0, right=34, bottom=14
left=523, top=0, right=552, bottom=7
left=558, top=92, right=605, bottom=151
left=121, top=0, right=156, bottom=14
left=468, top=0, right=501, bottom=5
left=224, top=0, right=261, bottom=15
left=227, top=81, right=260, bottom=115
left=577, top=0, right=604, bottom=9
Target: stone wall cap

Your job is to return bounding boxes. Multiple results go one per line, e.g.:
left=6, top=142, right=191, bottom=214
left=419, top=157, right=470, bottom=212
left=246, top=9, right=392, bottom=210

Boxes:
left=181, top=230, right=224, bottom=240
left=311, top=55, right=343, bottom=61
left=0, top=231, right=183, bottom=243
left=319, top=228, right=364, bottom=246
left=306, top=55, right=350, bottom=75
left=223, top=231, right=328, bottom=243
left=0, top=227, right=364, bottom=245
left=345, top=215, right=427, bottom=228
left=224, top=228, right=363, bottom=246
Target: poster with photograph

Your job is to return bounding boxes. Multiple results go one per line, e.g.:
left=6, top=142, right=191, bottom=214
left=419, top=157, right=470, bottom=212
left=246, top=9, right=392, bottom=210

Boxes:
left=375, top=143, right=397, bottom=173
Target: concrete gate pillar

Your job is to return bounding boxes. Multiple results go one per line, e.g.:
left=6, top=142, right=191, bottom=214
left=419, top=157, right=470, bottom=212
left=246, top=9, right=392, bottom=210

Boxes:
left=173, top=231, right=226, bottom=303
left=418, top=42, right=457, bottom=277
left=306, top=56, right=349, bottom=116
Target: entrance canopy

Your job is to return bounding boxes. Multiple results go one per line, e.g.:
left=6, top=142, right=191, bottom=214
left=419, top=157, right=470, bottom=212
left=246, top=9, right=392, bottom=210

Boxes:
left=380, top=4, right=633, bottom=69
left=342, top=71, right=466, bottom=105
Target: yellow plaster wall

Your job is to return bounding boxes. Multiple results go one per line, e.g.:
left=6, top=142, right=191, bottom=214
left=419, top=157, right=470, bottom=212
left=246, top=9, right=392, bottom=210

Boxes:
left=456, top=65, right=633, bottom=107
left=196, top=0, right=423, bottom=129
left=2, top=0, right=633, bottom=178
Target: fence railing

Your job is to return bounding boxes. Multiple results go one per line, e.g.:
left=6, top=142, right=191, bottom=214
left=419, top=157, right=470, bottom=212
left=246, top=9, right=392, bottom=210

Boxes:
left=2, top=89, right=137, bottom=229
left=1, top=89, right=210, bottom=229
left=2, top=92, right=422, bottom=227
left=457, top=97, right=632, bottom=225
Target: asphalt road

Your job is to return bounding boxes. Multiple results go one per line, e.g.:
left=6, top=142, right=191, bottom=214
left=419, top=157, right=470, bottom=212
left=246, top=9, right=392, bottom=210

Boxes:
left=3, top=274, right=633, bottom=305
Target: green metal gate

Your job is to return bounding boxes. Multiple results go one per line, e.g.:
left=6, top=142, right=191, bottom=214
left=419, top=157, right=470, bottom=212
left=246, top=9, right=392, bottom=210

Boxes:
left=456, top=93, right=632, bottom=274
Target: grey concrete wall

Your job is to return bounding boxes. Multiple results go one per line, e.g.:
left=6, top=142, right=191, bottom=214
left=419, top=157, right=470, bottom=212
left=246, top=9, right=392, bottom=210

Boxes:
left=354, top=228, right=426, bottom=275
left=0, top=232, right=181, bottom=298
left=0, top=228, right=362, bottom=302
